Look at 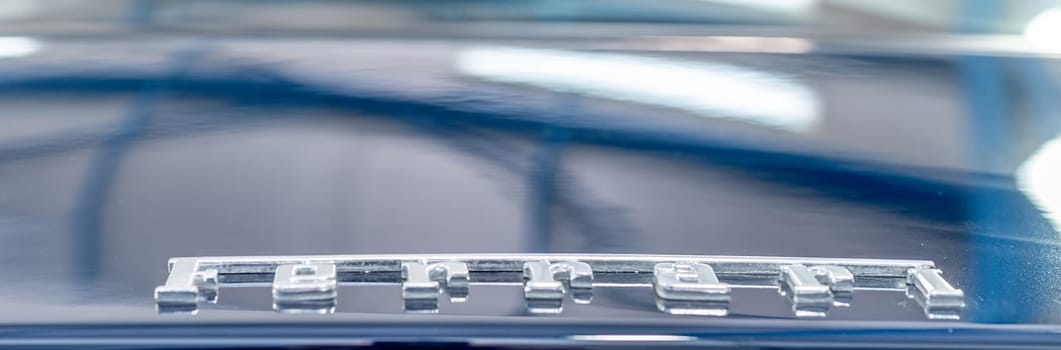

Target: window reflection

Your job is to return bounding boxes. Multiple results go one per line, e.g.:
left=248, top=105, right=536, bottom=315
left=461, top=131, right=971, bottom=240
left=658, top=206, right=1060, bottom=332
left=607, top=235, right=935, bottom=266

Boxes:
left=457, top=47, right=821, bottom=132
left=1017, top=134, right=1061, bottom=234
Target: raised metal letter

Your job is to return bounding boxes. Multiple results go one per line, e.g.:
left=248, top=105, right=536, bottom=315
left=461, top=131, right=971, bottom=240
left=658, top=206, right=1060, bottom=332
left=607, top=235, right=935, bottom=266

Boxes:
left=778, top=264, right=855, bottom=317
left=272, top=263, right=337, bottom=313
left=154, top=258, right=218, bottom=314
left=779, top=265, right=831, bottom=317
left=401, top=261, right=470, bottom=312
left=522, top=260, right=593, bottom=313
left=907, top=266, right=965, bottom=320
left=809, top=265, right=854, bottom=305
left=653, top=262, right=729, bottom=316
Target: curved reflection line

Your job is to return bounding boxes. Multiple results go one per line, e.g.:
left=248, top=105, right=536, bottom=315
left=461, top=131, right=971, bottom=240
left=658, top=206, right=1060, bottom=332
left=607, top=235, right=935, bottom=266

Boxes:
left=70, top=44, right=212, bottom=286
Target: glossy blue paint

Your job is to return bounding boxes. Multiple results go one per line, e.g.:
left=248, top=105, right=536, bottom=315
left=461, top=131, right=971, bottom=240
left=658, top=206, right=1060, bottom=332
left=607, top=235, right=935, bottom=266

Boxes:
left=0, top=26, right=1059, bottom=348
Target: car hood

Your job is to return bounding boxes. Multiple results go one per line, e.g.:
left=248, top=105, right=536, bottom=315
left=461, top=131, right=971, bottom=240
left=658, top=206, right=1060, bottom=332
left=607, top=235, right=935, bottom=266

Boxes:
left=0, top=33, right=1059, bottom=348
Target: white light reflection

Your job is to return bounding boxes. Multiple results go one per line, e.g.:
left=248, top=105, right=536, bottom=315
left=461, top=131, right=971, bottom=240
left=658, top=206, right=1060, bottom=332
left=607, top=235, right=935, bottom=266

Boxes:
left=600, top=36, right=816, bottom=54
left=1025, top=8, right=1061, bottom=52
left=570, top=334, right=696, bottom=342
left=0, top=37, right=41, bottom=58
left=1017, top=135, right=1061, bottom=233
left=700, top=0, right=817, bottom=15
left=457, top=47, right=820, bottom=132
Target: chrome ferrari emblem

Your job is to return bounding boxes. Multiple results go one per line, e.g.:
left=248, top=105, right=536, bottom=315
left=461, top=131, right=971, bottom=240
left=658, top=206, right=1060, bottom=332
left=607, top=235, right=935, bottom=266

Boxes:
left=154, top=254, right=964, bottom=319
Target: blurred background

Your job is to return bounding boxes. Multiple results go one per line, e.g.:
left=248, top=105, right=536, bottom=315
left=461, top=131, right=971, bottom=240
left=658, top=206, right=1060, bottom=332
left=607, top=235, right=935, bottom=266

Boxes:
left=0, top=0, right=1058, bottom=37
left=0, top=0, right=1058, bottom=327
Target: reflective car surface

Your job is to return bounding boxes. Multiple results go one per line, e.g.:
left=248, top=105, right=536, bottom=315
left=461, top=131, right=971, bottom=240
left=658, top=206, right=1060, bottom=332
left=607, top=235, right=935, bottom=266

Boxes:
left=0, top=1, right=1060, bottom=349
